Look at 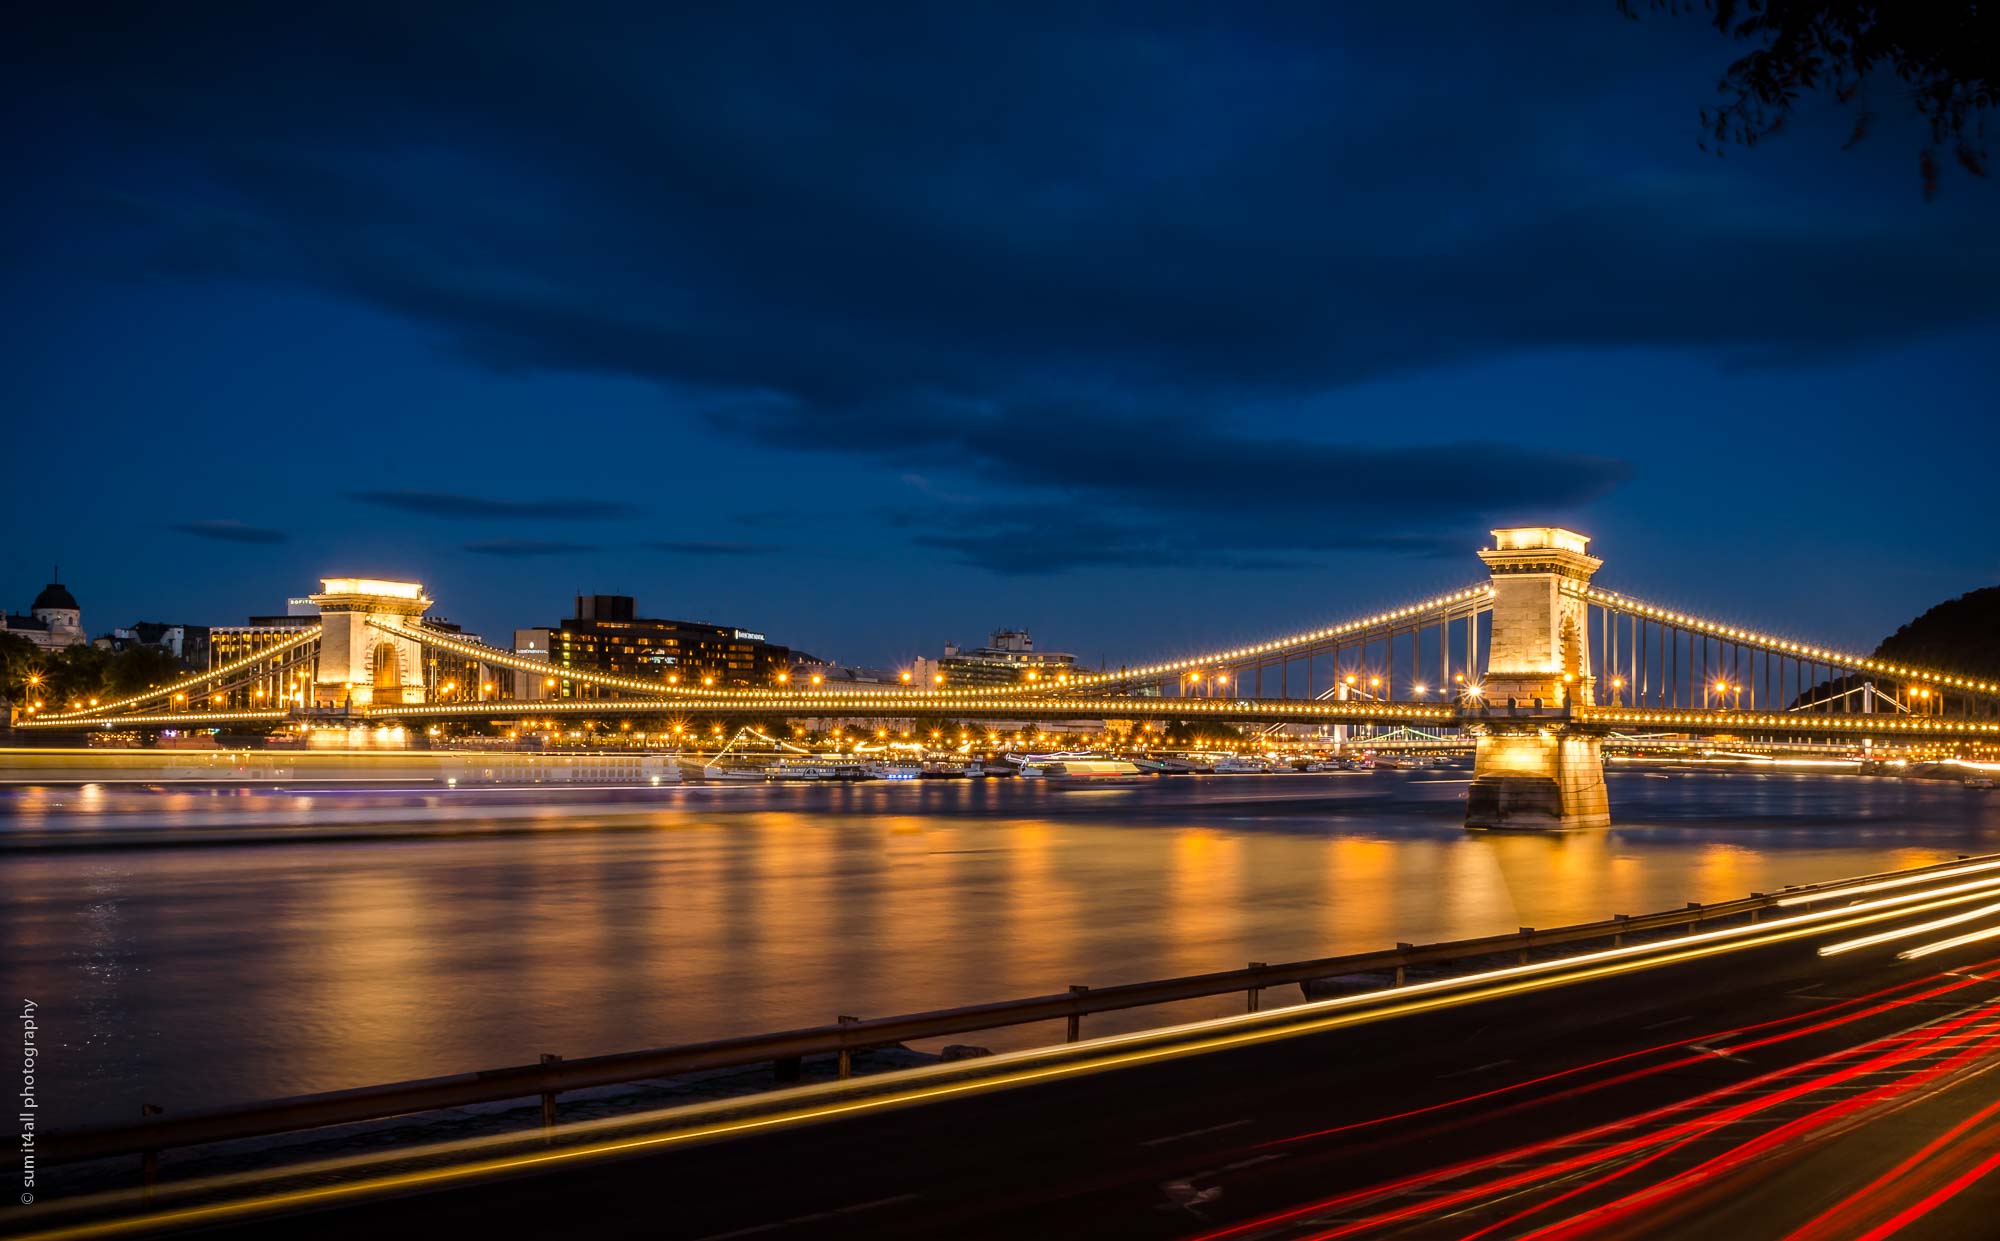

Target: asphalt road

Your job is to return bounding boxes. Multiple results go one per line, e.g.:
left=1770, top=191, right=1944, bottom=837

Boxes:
left=28, top=884, right=2000, bottom=1241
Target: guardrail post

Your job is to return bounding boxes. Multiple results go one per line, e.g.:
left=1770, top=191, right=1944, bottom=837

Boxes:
left=837, top=1015, right=859, bottom=1079
left=1518, top=928, right=1533, bottom=965
left=1247, top=963, right=1266, bottom=1012
left=539, top=1053, right=562, bottom=1142
left=1613, top=914, right=1628, bottom=947
left=1685, top=901, right=1701, bottom=934
left=139, top=1103, right=163, bottom=1198
left=1067, top=986, right=1089, bottom=1042
left=1395, top=943, right=1413, bottom=987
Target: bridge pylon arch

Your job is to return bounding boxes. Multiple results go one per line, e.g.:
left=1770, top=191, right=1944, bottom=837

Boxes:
left=309, top=578, right=433, bottom=710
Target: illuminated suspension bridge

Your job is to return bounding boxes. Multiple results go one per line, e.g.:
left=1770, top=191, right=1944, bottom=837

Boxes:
left=16, top=530, right=2000, bottom=828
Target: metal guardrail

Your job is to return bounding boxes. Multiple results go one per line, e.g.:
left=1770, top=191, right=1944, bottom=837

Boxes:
left=44, top=850, right=1994, bottom=1171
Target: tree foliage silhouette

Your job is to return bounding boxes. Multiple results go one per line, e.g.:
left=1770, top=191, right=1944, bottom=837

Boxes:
left=1628, top=1, right=1996, bottom=195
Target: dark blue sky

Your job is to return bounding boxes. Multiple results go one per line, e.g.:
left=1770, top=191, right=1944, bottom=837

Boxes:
left=5, top=3, right=1995, bottom=666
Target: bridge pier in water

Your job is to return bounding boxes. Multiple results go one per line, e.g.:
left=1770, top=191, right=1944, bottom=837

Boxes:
left=1464, top=528, right=1610, bottom=831
left=1465, top=731, right=1609, bottom=831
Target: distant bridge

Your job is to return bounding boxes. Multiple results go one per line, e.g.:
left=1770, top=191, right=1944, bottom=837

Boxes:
left=18, top=529, right=1998, bottom=827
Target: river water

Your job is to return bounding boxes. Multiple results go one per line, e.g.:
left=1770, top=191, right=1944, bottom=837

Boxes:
left=7, top=765, right=1998, bottom=1124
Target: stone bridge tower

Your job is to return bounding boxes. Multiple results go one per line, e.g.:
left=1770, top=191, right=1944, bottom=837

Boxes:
left=1464, top=529, right=1610, bottom=830
left=309, top=578, right=433, bottom=711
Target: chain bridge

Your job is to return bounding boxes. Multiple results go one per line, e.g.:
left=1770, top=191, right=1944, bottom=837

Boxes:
left=18, top=530, right=1999, bottom=829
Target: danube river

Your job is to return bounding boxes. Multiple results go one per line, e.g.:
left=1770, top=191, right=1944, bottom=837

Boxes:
left=7, top=766, right=1999, bottom=1125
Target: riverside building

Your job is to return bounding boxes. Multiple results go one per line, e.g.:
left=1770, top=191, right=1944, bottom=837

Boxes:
left=547, top=595, right=791, bottom=695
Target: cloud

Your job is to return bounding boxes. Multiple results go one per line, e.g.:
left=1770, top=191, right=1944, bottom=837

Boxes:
left=460, top=538, right=598, bottom=557
left=644, top=540, right=783, bottom=557
left=888, top=499, right=1463, bottom=574
left=17, top=5, right=1997, bottom=567
left=349, top=490, right=639, bottom=521
left=168, top=519, right=287, bottom=544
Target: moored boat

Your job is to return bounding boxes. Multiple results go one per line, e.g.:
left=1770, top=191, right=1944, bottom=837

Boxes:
left=1038, top=758, right=1146, bottom=782
left=700, top=764, right=772, bottom=782
left=1211, top=755, right=1271, bottom=773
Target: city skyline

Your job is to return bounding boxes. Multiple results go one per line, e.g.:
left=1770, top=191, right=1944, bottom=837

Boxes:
left=7, top=4, right=1998, bottom=666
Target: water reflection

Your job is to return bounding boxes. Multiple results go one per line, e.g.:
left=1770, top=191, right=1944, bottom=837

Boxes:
left=4, top=769, right=1997, bottom=1123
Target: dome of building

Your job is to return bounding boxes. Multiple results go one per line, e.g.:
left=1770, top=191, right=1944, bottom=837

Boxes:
left=32, top=581, right=78, bottom=613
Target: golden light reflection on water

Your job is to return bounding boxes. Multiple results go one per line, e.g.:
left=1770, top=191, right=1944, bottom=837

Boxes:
left=6, top=772, right=1999, bottom=1123
left=1165, top=827, right=1246, bottom=977
left=299, top=869, right=442, bottom=1090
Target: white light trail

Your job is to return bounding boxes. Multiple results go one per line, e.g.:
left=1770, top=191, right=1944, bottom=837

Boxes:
left=1817, top=899, right=2000, bottom=957
left=1778, top=858, right=2000, bottom=907
left=1899, top=923, right=2000, bottom=960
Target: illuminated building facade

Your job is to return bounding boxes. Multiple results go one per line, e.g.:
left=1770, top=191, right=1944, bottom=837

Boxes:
left=513, top=628, right=554, bottom=700
left=931, top=629, right=1078, bottom=688
left=548, top=595, right=790, bottom=694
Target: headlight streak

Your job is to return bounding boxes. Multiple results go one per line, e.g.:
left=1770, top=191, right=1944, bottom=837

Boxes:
left=1817, top=900, right=2000, bottom=957
left=1778, top=856, right=2000, bottom=906
left=22, top=877, right=2000, bottom=1241
left=1899, top=922, right=2000, bottom=961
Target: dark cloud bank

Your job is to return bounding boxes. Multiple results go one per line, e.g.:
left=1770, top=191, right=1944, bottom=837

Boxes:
left=20, top=5, right=1998, bottom=571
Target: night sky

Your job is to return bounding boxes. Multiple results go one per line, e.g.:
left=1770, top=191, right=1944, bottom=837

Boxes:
left=5, top=3, right=1995, bottom=667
